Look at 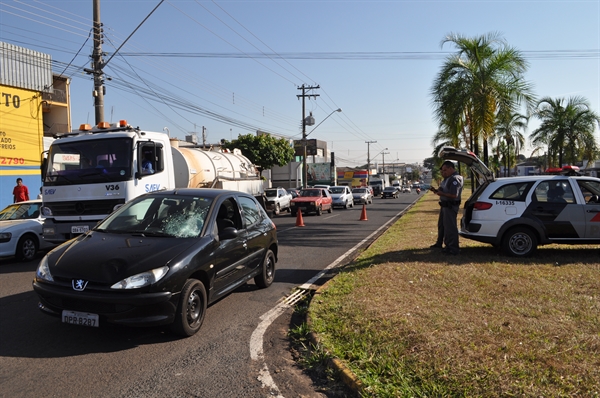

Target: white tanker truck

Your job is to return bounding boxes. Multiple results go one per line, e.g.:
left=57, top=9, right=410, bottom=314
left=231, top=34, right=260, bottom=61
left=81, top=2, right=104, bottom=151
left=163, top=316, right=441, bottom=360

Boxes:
left=40, top=120, right=263, bottom=243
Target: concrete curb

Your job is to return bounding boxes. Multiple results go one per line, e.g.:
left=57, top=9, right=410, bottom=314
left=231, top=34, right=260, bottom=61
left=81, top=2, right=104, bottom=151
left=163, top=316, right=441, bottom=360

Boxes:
left=306, top=281, right=365, bottom=395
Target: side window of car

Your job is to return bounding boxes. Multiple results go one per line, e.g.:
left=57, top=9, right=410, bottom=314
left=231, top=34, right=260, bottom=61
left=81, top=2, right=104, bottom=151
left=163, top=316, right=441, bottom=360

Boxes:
left=489, top=182, right=532, bottom=201
left=534, top=180, right=574, bottom=203
left=238, top=196, right=261, bottom=227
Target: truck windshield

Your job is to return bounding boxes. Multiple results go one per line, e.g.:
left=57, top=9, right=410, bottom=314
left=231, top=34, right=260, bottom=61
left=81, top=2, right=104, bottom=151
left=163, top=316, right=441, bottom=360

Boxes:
left=44, top=137, right=133, bottom=186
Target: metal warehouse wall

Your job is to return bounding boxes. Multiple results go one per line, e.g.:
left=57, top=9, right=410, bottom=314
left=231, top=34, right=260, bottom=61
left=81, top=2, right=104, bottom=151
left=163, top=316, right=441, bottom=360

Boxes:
left=0, top=41, right=53, bottom=92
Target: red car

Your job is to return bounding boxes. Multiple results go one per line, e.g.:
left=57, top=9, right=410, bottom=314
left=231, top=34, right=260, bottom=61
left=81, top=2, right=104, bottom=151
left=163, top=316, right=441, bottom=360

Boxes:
left=290, top=188, right=333, bottom=216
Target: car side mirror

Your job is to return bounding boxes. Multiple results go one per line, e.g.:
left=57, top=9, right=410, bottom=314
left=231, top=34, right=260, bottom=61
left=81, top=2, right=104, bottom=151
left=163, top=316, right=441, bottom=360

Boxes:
left=219, top=227, right=238, bottom=240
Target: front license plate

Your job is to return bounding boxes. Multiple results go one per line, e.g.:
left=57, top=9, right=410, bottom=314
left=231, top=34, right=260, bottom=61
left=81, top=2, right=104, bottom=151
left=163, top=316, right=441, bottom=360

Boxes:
left=71, top=225, right=89, bottom=234
left=62, top=310, right=99, bottom=327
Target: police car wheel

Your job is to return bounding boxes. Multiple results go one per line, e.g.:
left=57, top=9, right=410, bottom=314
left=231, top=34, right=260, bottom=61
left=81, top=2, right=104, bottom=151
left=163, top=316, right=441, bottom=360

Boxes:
left=502, top=227, right=538, bottom=257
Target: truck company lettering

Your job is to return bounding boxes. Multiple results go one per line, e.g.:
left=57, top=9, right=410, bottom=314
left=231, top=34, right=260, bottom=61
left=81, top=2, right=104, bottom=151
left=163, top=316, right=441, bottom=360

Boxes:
left=145, top=183, right=161, bottom=192
left=1, top=93, right=20, bottom=108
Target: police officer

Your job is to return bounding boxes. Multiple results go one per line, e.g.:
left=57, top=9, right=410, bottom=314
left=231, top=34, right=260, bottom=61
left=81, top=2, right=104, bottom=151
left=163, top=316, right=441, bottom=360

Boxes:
left=430, top=160, right=463, bottom=255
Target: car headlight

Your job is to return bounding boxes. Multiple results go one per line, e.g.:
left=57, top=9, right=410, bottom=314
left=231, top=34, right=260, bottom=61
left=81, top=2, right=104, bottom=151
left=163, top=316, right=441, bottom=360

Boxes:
left=36, top=255, right=54, bottom=282
left=110, top=266, right=169, bottom=289
left=41, top=206, right=53, bottom=216
left=0, top=232, right=11, bottom=243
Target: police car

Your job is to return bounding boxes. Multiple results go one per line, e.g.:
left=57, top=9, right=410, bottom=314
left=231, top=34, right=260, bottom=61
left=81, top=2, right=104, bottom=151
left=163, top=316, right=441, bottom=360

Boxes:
left=439, top=147, right=600, bottom=257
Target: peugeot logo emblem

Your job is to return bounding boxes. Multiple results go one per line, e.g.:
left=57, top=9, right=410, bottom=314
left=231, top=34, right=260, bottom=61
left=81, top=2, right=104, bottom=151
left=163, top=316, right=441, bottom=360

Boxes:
left=72, top=279, right=89, bottom=291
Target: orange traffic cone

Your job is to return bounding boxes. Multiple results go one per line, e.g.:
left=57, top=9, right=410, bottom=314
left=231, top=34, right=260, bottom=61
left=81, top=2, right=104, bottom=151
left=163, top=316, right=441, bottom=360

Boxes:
left=359, top=204, right=368, bottom=221
left=295, top=209, right=305, bottom=227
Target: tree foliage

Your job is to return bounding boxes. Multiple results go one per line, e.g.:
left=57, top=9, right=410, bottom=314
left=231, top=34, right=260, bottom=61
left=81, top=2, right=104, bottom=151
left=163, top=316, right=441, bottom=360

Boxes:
left=430, top=32, right=535, bottom=166
left=530, top=96, right=600, bottom=167
left=221, top=133, right=295, bottom=171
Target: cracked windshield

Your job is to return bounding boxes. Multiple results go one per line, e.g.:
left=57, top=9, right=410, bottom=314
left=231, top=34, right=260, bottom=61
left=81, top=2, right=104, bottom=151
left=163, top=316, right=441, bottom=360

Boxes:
left=97, top=195, right=212, bottom=238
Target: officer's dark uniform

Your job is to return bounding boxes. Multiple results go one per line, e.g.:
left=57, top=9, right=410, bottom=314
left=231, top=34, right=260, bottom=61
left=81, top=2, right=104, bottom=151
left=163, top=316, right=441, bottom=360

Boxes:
left=435, top=170, right=463, bottom=254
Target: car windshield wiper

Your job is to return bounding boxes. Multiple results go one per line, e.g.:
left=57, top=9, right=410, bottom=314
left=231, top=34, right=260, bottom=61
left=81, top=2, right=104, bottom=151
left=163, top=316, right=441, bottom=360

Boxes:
left=130, top=230, right=169, bottom=237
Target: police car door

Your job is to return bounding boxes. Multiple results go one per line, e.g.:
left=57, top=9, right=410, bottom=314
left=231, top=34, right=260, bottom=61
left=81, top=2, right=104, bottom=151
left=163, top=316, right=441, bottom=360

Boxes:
left=576, top=179, right=600, bottom=239
left=529, top=180, right=584, bottom=239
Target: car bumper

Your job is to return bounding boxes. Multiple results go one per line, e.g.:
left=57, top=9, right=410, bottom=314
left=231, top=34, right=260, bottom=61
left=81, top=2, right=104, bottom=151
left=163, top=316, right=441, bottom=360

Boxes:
left=331, top=200, right=348, bottom=207
left=33, top=280, right=177, bottom=327
left=42, top=220, right=100, bottom=244
left=291, top=203, right=318, bottom=214
left=0, top=241, right=17, bottom=257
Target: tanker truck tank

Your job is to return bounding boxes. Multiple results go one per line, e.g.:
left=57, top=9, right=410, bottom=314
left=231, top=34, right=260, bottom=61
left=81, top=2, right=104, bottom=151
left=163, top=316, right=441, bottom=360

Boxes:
left=171, top=146, right=263, bottom=195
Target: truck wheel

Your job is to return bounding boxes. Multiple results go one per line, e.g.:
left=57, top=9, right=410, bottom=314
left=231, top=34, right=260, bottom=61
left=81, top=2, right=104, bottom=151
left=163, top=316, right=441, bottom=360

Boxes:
left=345, top=201, right=350, bottom=209
left=171, top=279, right=206, bottom=337
left=16, top=234, right=38, bottom=262
left=254, top=249, right=276, bottom=288
left=316, top=206, right=322, bottom=216
left=274, top=204, right=280, bottom=216
left=502, top=227, right=538, bottom=257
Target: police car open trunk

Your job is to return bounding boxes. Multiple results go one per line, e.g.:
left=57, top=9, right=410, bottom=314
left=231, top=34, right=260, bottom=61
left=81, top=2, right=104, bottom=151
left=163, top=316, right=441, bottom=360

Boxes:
left=438, top=147, right=495, bottom=230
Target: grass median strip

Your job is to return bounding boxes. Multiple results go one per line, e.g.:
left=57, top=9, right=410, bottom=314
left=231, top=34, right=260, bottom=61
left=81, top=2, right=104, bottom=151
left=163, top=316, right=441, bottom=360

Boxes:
left=308, top=192, right=600, bottom=397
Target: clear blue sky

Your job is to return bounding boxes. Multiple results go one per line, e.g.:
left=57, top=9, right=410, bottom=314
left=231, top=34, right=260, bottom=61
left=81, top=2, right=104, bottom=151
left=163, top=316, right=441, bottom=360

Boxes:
left=1, top=0, right=599, bottom=168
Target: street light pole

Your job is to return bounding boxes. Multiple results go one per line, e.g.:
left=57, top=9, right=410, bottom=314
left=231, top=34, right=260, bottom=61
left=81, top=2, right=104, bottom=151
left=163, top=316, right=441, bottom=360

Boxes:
left=381, top=149, right=389, bottom=174
left=302, top=108, right=342, bottom=188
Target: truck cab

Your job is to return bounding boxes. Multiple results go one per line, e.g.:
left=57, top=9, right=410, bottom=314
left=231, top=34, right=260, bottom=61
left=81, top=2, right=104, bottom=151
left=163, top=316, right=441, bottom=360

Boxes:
left=41, top=121, right=174, bottom=243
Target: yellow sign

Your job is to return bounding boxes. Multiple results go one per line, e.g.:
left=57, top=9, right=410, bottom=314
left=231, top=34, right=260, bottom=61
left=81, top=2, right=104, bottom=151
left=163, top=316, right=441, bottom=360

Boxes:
left=344, top=171, right=354, bottom=179
left=0, top=85, right=43, bottom=175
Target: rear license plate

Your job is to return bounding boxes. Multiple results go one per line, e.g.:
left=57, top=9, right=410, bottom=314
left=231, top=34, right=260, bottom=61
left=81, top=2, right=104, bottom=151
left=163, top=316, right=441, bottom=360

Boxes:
left=62, top=310, right=99, bottom=327
left=71, top=225, right=89, bottom=234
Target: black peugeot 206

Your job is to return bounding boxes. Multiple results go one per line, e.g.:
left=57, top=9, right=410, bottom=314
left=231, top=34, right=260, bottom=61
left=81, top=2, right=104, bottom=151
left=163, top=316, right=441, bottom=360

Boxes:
left=33, top=188, right=278, bottom=337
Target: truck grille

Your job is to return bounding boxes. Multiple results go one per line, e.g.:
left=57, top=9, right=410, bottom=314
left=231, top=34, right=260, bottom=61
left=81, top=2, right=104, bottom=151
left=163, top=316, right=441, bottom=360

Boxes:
left=48, top=199, right=126, bottom=216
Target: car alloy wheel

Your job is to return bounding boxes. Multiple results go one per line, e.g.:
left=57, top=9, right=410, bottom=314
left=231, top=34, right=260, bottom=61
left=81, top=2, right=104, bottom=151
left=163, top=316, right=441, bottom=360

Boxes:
left=17, top=234, right=38, bottom=262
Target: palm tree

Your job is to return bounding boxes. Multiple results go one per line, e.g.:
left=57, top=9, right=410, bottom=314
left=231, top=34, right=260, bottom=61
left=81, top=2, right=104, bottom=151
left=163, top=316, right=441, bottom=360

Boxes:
left=493, top=111, right=527, bottom=176
left=530, top=96, right=600, bottom=167
left=431, top=32, right=536, bottom=166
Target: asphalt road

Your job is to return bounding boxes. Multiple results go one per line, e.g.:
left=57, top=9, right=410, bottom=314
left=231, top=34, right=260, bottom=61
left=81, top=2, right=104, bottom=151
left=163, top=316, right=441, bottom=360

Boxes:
left=0, top=192, right=422, bottom=398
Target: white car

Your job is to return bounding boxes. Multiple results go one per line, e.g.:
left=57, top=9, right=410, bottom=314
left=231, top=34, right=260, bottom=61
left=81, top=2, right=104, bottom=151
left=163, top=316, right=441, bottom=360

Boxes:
left=352, top=187, right=373, bottom=205
left=329, top=186, right=354, bottom=208
left=440, top=146, right=600, bottom=257
left=264, top=187, right=292, bottom=215
left=0, top=200, right=56, bottom=261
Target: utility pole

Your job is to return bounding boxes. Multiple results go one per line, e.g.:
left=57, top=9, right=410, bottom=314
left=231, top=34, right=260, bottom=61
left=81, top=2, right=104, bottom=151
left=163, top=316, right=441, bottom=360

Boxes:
left=297, top=84, right=319, bottom=188
left=91, top=0, right=105, bottom=124
left=365, top=140, right=377, bottom=185
left=85, top=0, right=166, bottom=125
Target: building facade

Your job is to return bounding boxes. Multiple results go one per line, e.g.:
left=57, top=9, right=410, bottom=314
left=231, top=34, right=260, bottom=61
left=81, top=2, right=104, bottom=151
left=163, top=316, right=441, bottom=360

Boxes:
left=0, top=42, right=70, bottom=208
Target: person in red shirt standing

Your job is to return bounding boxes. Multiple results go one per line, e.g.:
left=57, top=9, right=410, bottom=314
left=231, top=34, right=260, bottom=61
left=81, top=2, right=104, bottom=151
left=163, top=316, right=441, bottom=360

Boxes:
left=13, top=178, right=30, bottom=203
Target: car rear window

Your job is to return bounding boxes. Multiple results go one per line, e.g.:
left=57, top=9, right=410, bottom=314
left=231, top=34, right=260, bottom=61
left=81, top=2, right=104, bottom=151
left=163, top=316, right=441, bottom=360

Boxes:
left=489, top=182, right=532, bottom=201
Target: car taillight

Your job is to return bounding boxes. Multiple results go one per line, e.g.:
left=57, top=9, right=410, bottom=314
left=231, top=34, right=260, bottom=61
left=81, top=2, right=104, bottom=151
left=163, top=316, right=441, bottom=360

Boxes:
left=473, top=202, right=493, bottom=210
